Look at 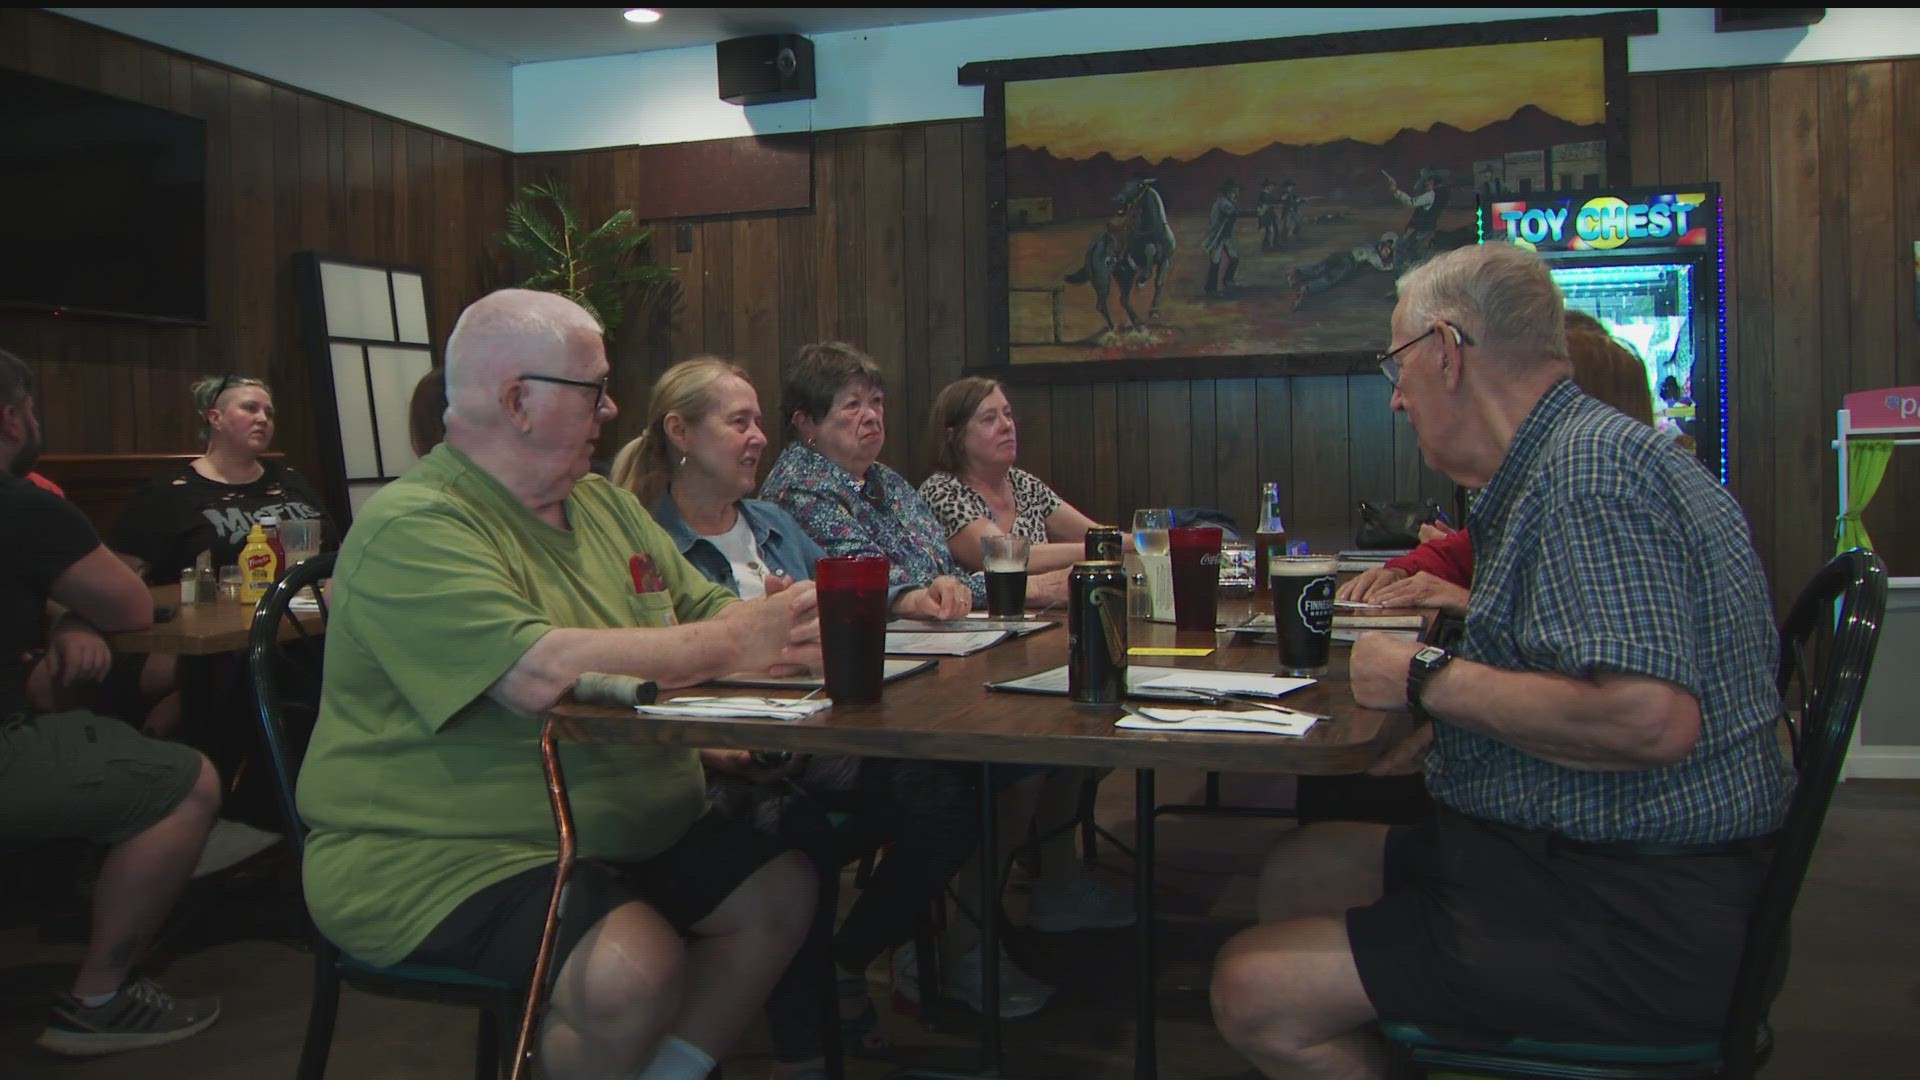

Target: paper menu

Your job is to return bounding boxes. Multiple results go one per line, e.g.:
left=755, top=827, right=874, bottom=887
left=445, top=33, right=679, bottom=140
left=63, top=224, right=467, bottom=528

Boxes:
left=885, top=631, right=1010, bottom=656
left=1115, top=706, right=1316, bottom=737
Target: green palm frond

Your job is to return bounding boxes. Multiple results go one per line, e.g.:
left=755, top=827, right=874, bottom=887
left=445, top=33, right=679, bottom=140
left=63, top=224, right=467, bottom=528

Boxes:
left=490, top=177, right=676, bottom=342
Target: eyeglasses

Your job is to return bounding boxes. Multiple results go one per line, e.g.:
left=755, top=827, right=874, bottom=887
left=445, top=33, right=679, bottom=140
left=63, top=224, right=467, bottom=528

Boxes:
left=1377, top=324, right=1472, bottom=387
left=519, top=372, right=610, bottom=413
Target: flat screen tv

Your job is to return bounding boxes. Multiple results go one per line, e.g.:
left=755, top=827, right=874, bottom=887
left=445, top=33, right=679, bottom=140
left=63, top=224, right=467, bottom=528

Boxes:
left=0, top=67, right=208, bottom=326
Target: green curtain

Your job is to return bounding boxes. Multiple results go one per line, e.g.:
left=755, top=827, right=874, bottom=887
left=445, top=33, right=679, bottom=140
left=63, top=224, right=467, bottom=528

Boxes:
left=1836, top=439, right=1895, bottom=554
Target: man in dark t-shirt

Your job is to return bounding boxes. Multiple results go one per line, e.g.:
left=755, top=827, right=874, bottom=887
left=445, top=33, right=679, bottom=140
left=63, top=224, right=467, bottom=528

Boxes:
left=0, top=349, right=224, bottom=1056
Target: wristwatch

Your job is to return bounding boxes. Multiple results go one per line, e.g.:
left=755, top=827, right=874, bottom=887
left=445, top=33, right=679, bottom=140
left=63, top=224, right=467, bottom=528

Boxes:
left=1406, top=645, right=1454, bottom=723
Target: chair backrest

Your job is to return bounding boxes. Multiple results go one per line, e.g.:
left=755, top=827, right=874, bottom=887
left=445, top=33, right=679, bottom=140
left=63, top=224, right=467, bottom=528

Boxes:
left=1720, top=547, right=1887, bottom=1073
left=247, top=553, right=337, bottom=856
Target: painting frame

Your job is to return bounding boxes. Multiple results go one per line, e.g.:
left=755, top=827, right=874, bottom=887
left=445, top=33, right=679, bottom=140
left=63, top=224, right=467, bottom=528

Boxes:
left=961, top=10, right=1657, bottom=383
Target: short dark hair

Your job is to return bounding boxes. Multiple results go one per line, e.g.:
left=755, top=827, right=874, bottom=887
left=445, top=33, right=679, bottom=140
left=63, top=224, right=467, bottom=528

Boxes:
left=0, top=348, right=32, bottom=405
left=782, top=341, right=885, bottom=437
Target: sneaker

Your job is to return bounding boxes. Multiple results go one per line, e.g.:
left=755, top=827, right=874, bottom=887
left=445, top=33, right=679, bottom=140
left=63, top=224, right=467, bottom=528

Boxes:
left=37, top=978, right=221, bottom=1056
left=1026, top=874, right=1136, bottom=933
left=891, top=942, right=1054, bottom=1019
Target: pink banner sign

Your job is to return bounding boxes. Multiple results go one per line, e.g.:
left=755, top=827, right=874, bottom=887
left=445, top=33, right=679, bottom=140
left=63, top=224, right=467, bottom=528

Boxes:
left=1844, top=386, right=1920, bottom=431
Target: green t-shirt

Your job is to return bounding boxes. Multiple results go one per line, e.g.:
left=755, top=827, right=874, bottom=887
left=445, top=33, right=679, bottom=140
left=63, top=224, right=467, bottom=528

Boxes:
left=296, top=444, right=737, bottom=967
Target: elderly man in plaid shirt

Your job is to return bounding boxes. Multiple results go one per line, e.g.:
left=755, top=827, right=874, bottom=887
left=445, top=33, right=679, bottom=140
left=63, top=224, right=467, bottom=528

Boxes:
left=1210, top=242, right=1794, bottom=1080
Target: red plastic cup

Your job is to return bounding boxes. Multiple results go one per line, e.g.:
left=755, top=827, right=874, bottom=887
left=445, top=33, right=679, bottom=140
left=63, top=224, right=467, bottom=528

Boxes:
left=814, top=555, right=890, bottom=703
left=1167, top=526, right=1223, bottom=631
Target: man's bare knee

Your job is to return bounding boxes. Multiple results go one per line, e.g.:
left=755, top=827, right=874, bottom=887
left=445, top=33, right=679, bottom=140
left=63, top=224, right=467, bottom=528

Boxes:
left=1212, top=931, right=1306, bottom=1055
left=181, top=753, right=221, bottom=820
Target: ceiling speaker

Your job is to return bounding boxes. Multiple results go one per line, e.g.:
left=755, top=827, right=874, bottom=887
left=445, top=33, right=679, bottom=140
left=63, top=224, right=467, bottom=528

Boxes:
left=1714, top=8, right=1826, bottom=32
left=716, top=34, right=815, bottom=107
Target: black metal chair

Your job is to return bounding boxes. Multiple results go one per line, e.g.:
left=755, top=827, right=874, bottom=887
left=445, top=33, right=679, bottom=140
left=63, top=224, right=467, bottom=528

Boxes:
left=248, top=554, right=518, bottom=1080
left=1380, top=547, right=1890, bottom=1078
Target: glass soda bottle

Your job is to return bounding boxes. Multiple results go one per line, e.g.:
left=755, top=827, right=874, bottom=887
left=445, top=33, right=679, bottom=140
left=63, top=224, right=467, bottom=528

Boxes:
left=1254, top=481, right=1286, bottom=601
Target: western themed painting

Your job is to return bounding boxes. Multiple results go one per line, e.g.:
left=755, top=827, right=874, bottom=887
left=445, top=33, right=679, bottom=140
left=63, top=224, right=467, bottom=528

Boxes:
left=995, top=33, right=1614, bottom=372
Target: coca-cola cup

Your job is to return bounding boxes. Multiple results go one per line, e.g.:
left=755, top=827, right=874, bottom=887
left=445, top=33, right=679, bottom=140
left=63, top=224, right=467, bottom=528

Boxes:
left=814, top=555, right=890, bottom=704
left=1270, top=555, right=1338, bottom=676
left=1167, top=525, right=1223, bottom=631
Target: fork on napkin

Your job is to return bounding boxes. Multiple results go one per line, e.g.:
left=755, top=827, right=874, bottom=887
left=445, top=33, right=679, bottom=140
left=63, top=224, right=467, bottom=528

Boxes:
left=633, top=696, right=832, bottom=720
left=1115, top=705, right=1317, bottom=737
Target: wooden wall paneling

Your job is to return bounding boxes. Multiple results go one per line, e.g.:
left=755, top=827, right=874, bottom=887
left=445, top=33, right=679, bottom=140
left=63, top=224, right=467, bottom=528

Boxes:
left=432, top=135, right=469, bottom=348
left=666, top=208, right=707, bottom=364
left=1254, top=378, right=1295, bottom=534
left=1767, top=66, right=1826, bottom=612
left=775, top=207, right=820, bottom=421
left=0, top=9, right=29, bottom=69
left=1213, top=379, right=1259, bottom=533
left=1290, top=376, right=1350, bottom=535
left=1814, top=64, right=1854, bottom=443
left=1005, top=384, right=1053, bottom=489
left=231, top=73, right=286, bottom=455
left=1346, top=375, right=1397, bottom=520
left=297, top=97, right=332, bottom=254
left=25, top=9, right=74, bottom=81
left=830, top=133, right=870, bottom=350
left=1184, top=382, right=1215, bottom=515
left=1146, top=381, right=1192, bottom=511
left=1655, top=75, right=1710, bottom=181
left=1841, top=64, right=1898, bottom=400
left=1701, top=78, right=1740, bottom=480
left=1628, top=73, right=1660, bottom=185
left=1085, top=384, right=1122, bottom=525
left=733, top=215, right=783, bottom=398
left=699, top=220, right=737, bottom=361
left=466, top=141, right=506, bottom=302
left=1114, top=383, right=1153, bottom=523
left=95, top=32, right=137, bottom=98
left=191, top=65, right=232, bottom=375
left=344, top=112, right=378, bottom=254
left=1728, top=71, right=1778, bottom=590
left=1890, top=60, right=1920, bottom=571
left=923, top=124, right=971, bottom=407
left=404, top=128, right=437, bottom=310
left=961, top=121, right=990, bottom=373
left=900, top=126, right=932, bottom=481
left=388, top=122, right=410, bottom=266
left=861, top=129, right=911, bottom=474
left=369, top=117, right=395, bottom=255
left=1045, top=384, right=1094, bottom=520
left=810, top=133, right=843, bottom=345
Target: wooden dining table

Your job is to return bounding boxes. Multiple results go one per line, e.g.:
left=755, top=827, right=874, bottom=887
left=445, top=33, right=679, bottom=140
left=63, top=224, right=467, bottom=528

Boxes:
left=539, top=598, right=1421, bottom=1080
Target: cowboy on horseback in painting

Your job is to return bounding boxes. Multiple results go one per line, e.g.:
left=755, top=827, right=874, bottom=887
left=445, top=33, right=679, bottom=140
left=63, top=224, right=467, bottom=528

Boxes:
left=1063, top=176, right=1177, bottom=333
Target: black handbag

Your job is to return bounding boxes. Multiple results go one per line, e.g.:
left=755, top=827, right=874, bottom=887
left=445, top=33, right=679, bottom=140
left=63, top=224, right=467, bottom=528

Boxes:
left=1355, top=499, right=1447, bottom=551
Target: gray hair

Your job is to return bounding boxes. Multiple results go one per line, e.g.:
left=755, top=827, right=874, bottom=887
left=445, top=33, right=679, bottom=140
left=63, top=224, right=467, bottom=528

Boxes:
left=190, top=374, right=272, bottom=443
left=444, top=289, right=605, bottom=422
left=1396, top=244, right=1568, bottom=365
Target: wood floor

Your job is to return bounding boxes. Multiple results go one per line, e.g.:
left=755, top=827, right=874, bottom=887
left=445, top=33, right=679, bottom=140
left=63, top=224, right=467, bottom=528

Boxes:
left=3, top=770, right=1917, bottom=1079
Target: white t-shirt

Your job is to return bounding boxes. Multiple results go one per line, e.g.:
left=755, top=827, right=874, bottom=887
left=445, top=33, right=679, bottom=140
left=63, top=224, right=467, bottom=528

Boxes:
left=706, top=512, right=771, bottom=600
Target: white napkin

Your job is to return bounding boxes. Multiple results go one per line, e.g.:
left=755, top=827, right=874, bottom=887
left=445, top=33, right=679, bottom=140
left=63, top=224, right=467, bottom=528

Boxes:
left=633, top=696, right=831, bottom=720
left=1133, top=671, right=1316, bottom=699
left=1116, top=706, right=1316, bottom=737
left=289, top=595, right=322, bottom=613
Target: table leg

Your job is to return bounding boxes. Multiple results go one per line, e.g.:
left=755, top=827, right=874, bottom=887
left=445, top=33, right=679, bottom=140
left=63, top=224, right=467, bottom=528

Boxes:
left=1135, top=768, right=1157, bottom=1080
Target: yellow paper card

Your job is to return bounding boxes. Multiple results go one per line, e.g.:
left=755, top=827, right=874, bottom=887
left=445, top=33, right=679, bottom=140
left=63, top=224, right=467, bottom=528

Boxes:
left=1128, top=646, right=1215, bottom=657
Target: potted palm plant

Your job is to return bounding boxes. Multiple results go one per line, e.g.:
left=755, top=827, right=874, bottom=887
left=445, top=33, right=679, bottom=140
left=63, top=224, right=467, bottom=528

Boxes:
left=493, top=177, right=675, bottom=341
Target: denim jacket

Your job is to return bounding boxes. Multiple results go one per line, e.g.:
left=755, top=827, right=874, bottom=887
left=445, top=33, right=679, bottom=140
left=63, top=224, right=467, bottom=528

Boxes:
left=649, top=493, right=830, bottom=597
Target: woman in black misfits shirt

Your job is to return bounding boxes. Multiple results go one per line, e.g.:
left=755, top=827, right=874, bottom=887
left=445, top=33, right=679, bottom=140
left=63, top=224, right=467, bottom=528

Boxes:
left=110, top=375, right=331, bottom=584
left=104, top=375, right=332, bottom=737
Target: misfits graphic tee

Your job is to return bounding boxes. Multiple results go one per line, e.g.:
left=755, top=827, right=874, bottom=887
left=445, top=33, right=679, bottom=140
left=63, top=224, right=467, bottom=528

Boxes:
left=109, top=460, right=333, bottom=584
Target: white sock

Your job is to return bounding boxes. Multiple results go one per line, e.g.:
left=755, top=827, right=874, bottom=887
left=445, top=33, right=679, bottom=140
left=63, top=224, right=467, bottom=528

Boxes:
left=632, top=1036, right=715, bottom=1080
left=76, top=988, right=118, bottom=1008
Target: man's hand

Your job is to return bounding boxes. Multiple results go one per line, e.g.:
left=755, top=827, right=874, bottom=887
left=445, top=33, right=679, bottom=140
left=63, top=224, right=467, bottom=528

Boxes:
left=1349, top=632, right=1422, bottom=711
left=1366, top=721, right=1434, bottom=776
left=893, top=576, right=972, bottom=621
left=738, top=579, right=822, bottom=672
left=1366, top=571, right=1469, bottom=615
left=1417, top=520, right=1457, bottom=544
left=46, top=616, right=112, bottom=687
left=1336, top=566, right=1406, bottom=602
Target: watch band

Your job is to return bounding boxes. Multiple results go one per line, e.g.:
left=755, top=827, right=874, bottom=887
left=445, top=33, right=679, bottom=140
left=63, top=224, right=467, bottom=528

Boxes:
left=1407, top=646, right=1452, bottom=723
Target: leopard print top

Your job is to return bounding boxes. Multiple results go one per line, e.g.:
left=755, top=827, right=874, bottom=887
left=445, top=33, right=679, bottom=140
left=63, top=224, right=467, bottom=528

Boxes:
left=917, top=468, right=1061, bottom=544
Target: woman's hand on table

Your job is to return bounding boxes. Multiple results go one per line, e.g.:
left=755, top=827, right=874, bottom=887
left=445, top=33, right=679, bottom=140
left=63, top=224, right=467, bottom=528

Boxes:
left=1026, top=568, right=1072, bottom=609
left=1349, top=632, right=1422, bottom=711
left=1365, top=571, right=1469, bottom=614
left=893, top=577, right=973, bottom=621
left=1336, top=566, right=1406, bottom=602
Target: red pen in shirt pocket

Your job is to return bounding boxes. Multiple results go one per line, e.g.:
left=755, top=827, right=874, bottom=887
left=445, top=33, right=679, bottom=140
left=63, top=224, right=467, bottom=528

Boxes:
left=629, top=553, right=666, bottom=594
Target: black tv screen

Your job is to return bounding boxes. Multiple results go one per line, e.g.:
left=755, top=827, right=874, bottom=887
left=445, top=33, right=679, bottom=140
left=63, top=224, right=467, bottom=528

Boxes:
left=0, top=68, right=208, bottom=325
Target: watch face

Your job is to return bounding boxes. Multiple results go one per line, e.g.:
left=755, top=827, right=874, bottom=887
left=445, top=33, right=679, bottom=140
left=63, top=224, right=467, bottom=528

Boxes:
left=1414, top=646, right=1447, bottom=665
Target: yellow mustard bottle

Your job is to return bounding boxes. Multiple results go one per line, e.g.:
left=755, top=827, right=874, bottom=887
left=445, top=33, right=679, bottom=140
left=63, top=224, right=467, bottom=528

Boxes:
left=239, top=523, right=279, bottom=603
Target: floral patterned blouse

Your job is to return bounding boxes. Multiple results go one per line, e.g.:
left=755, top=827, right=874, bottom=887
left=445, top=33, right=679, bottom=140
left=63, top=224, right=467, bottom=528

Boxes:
left=761, top=442, right=986, bottom=607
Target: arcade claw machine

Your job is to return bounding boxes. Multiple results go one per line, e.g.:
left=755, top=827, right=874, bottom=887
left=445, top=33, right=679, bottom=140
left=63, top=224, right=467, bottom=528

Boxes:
left=1478, top=183, right=1727, bottom=484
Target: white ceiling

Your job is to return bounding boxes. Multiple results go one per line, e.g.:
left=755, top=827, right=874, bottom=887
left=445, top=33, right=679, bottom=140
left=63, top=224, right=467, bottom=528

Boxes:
left=372, top=7, right=1048, bottom=65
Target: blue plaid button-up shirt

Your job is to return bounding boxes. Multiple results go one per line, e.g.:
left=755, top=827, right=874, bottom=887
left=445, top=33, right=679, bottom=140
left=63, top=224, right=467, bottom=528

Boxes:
left=1429, top=379, right=1794, bottom=844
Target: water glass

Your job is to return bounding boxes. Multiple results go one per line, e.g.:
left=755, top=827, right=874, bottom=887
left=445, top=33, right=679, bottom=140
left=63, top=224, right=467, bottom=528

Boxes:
left=279, top=519, right=321, bottom=564
left=1131, top=508, right=1172, bottom=558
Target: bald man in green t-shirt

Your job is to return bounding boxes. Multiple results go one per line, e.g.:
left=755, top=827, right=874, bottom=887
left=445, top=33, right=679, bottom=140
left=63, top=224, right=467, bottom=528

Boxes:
left=298, top=289, right=822, bottom=1080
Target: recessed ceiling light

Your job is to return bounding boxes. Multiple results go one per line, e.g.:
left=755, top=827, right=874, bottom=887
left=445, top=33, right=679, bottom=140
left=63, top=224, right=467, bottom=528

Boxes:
left=623, top=9, right=661, bottom=24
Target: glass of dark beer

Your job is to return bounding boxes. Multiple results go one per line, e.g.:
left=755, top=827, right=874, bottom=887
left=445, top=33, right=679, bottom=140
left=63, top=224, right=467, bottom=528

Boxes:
left=981, top=534, right=1030, bottom=618
left=1166, top=525, right=1223, bottom=631
left=1270, top=554, right=1338, bottom=676
left=815, top=555, right=890, bottom=703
